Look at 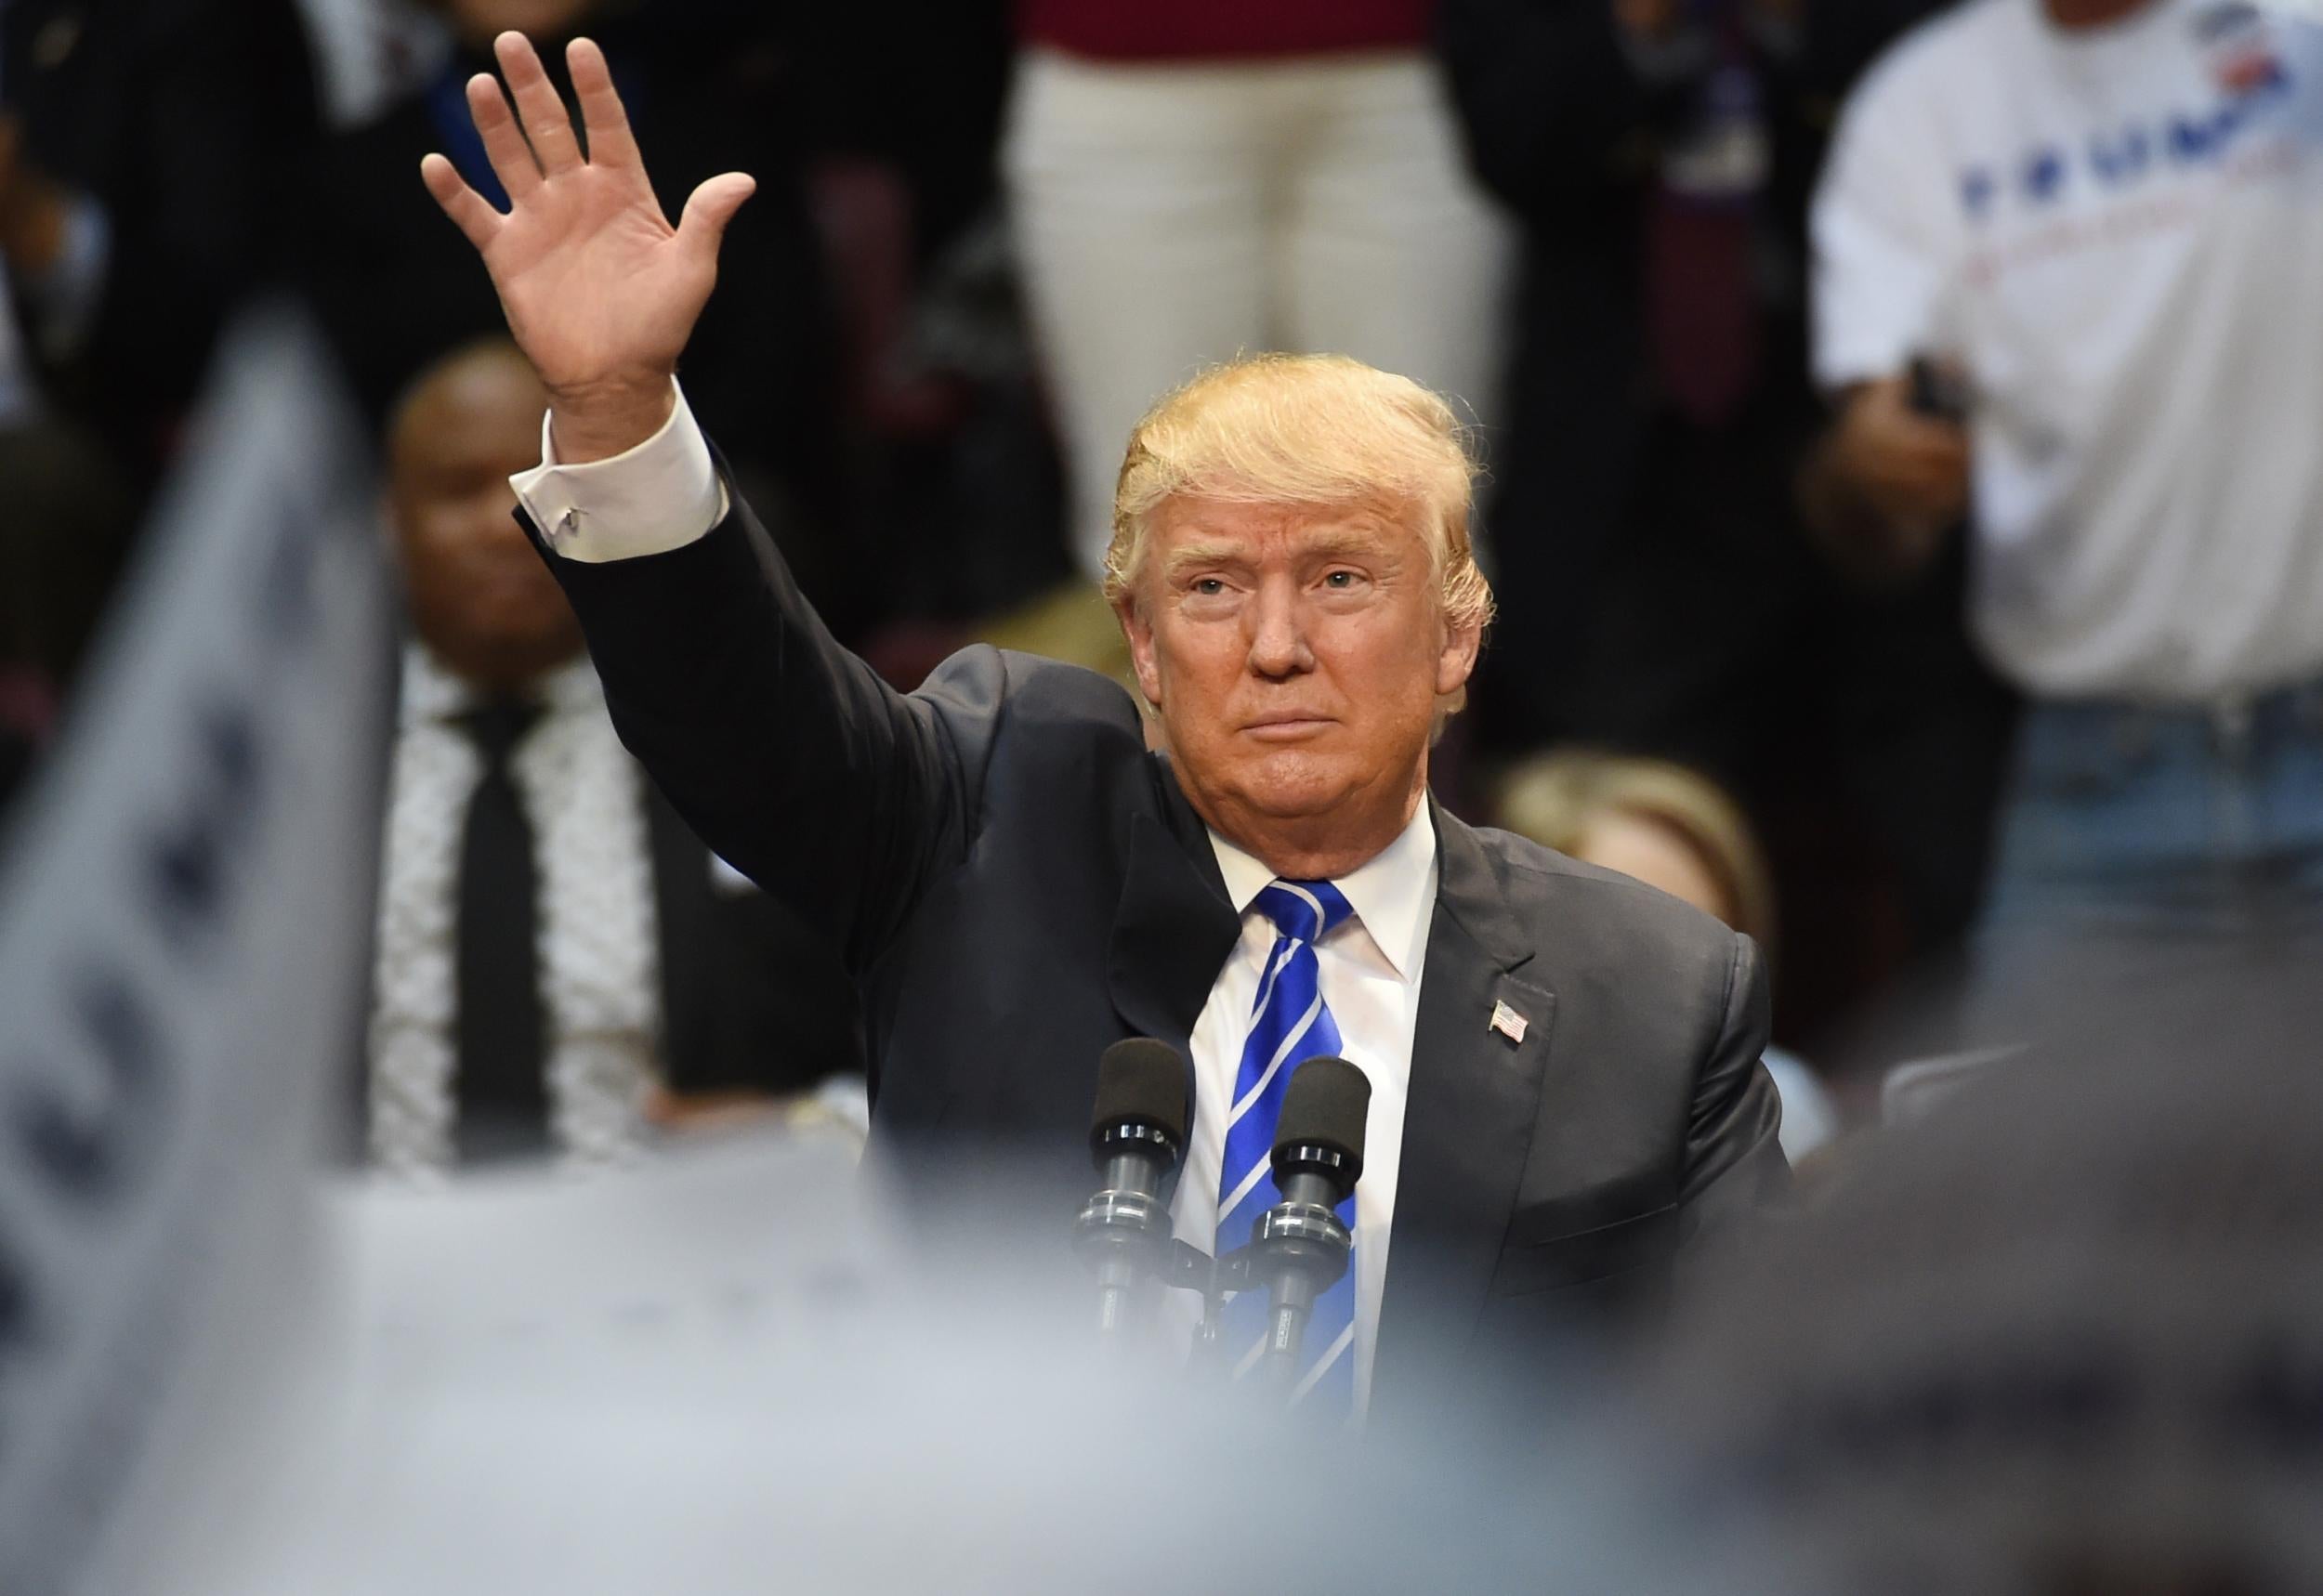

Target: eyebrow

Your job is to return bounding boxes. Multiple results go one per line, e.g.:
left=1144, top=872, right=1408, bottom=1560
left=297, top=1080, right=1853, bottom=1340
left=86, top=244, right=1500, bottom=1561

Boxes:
left=1159, top=525, right=1393, bottom=582
left=1161, top=540, right=1246, bottom=581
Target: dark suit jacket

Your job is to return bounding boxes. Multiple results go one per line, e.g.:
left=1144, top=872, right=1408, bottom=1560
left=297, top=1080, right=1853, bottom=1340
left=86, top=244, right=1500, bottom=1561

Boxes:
left=523, top=473, right=1787, bottom=1420
left=638, top=782, right=864, bottom=1099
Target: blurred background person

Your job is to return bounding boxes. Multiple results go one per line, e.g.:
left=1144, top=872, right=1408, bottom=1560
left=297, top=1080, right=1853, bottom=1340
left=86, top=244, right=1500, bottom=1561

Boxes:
left=1804, top=0, right=2323, bottom=1020
left=366, top=338, right=861, bottom=1175
left=0, top=0, right=318, bottom=814
left=1442, top=0, right=2019, bottom=1053
left=2, top=0, right=315, bottom=469
left=1497, top=748, right=1839, bottom=1162
left=1440, top=0, right=1949, bottom=759
left=1004, top=0, right=1513, bottom=588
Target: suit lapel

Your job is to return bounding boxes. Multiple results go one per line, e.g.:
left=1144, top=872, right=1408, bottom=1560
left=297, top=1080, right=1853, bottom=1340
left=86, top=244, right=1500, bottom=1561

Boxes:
left=1106, top=754, right=1240, bottom=1059
left=1372, top=803, right=1557, bottom=1407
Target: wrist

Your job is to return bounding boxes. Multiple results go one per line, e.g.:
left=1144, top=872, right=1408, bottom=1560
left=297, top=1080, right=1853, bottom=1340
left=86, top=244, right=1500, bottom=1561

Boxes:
left=547, top=373, right=678, bottom=464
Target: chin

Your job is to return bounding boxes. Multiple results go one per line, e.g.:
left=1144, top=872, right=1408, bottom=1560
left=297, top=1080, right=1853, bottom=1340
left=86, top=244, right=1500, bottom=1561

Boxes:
left=1225, top=752, right=1358, bottom=820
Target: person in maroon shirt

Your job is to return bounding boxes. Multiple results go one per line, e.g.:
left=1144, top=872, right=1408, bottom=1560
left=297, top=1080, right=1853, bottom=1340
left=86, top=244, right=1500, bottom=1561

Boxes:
left=1004, top=0, right=1510, bottom=583
left=1019, top=0, right=1437, bottom=59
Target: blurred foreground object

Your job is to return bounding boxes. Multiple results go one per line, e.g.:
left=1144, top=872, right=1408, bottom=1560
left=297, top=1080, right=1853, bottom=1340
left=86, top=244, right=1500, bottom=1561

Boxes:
left=1644, top=963, right=2323, bottom=1593
left=0, top=308, right=389, bottom=1593
left=144, top=1133, right=1752, bottom=1596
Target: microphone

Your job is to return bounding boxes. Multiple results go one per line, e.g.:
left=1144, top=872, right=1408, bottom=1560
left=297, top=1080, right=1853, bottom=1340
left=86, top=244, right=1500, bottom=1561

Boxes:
left=1073, top=1039, right=1193, bottom=1341
left=1246, top=1056, right=1370, bottom=1392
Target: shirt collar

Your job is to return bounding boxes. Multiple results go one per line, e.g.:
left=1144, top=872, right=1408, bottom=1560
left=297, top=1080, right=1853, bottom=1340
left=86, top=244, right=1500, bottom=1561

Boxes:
left=400, top=643, right=601, bottom=726
left=1206, top=802, right=1438, bottom=983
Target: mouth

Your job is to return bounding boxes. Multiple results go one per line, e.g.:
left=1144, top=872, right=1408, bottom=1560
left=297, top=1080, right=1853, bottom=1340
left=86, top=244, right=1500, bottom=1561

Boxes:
left=1239, top=715, right=1336, bottom=742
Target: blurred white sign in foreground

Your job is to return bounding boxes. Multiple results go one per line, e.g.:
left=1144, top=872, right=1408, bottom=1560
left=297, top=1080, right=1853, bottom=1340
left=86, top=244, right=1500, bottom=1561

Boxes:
left=0, top=308, right=390, bottom=1593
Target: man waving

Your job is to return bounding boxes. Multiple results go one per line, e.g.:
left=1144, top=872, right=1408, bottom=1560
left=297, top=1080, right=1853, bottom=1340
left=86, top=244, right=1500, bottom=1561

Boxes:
left=423, top=33, right=1785, bottom=1424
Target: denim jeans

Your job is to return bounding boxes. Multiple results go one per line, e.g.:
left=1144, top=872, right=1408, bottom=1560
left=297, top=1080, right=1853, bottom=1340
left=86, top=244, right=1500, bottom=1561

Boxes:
left=1967, top=679, right=2323, bottom=1024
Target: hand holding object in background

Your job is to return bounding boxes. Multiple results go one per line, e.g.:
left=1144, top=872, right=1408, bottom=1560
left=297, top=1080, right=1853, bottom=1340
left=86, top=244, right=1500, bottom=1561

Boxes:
left=1800, top=373, right=1972, bottom=584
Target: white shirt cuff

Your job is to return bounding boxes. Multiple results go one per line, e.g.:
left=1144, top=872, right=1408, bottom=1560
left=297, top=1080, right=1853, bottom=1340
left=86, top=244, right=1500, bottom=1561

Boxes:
left=510, top=379, right=728, bottom=563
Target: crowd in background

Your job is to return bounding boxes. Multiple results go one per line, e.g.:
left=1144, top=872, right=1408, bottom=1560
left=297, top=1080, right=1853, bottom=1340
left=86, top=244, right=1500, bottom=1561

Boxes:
left=5, top=0, right=2321, bottom=1169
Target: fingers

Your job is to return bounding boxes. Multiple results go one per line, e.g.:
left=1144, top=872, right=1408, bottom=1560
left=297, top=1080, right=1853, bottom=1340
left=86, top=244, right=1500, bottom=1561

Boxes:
left=566, top=37, right=639, bottom=170
left=676, top=172, right=757, bottom=261
left=419, top=152, right=504, bottom=251
left=466, top=72, right=541, bottom=199
left=494, top=32, right=583, bottom=177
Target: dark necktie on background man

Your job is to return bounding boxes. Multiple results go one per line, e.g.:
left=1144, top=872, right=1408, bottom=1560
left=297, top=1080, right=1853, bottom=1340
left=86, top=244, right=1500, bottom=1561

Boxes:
left=1645, top=0, right=1766, bottom=429
left=453, top=696, right=548, bottom=1162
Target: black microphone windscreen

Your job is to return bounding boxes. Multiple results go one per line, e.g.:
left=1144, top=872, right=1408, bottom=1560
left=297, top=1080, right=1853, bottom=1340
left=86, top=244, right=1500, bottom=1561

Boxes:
left=1090, top=1038, right=1192, bottom=1145
left=1274, top=1056, right=1371, bottom=1171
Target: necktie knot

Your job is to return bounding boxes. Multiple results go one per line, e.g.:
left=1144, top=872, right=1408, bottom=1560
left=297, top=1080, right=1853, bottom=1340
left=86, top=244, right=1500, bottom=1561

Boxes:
left=455, top=696, right=544, bottom=769
left=1254, top=879, right=1354, bottom=946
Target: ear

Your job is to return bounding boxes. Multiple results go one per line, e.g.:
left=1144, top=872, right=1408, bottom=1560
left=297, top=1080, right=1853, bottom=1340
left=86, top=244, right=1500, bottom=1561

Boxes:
left=1435, top=609, right=1483, bottom=700
left=1115, top=591, right=1165, bottom=709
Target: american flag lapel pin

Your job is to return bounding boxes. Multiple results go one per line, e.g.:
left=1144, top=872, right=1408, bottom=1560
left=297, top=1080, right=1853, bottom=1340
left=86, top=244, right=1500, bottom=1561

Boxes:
left=1490, top=1000, right=1528, bottom=1046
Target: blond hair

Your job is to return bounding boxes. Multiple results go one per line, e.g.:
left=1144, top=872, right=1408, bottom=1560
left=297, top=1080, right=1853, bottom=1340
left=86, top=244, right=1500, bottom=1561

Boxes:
left=1495, top=750, right=1778, bottom=955
left=1101, top=353, right=1495, bottom=643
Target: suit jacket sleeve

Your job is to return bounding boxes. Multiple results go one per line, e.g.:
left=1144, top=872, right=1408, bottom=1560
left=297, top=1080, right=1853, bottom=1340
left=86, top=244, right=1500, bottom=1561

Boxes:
left=1679, top=932, right=1790, bottom=1242
left=518, top=472, right=994, bottom=978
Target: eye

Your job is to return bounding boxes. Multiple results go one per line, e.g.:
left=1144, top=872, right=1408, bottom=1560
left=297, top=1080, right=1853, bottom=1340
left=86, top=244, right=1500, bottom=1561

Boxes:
left=1190, top=578, right=1227, bottom=596
left=1322, top=569, right=1360, bottom=590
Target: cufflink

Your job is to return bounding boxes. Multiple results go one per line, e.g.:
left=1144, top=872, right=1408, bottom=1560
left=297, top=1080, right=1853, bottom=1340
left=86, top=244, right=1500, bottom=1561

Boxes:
left=550, top=507, right=583, bottom=547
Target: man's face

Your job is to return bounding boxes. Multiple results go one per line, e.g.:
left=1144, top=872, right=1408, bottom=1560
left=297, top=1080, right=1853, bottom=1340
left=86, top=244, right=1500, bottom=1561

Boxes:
left=388, top=356, right=582, bottom=692
left=1117, top=497, right=1481, bottom=873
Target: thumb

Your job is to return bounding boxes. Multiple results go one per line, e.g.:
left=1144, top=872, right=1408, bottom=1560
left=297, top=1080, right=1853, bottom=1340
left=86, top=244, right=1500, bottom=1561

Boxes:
left=676, top=171, right=756, bottom=261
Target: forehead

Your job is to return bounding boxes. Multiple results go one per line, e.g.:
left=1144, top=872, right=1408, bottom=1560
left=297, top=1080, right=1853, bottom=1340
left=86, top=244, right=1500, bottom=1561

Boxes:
left=390, top=363, right=545, bottom=482
left=1149, top=495, right=1418, bottom=558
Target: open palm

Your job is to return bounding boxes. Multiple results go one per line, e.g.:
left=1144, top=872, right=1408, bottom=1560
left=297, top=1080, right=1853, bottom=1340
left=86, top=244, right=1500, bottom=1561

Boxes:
left=420, top=33, right=754, bottom=417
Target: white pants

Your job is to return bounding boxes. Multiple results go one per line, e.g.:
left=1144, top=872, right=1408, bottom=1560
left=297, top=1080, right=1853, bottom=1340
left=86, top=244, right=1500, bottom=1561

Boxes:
left=1004, top=48, right=1514, bottom=579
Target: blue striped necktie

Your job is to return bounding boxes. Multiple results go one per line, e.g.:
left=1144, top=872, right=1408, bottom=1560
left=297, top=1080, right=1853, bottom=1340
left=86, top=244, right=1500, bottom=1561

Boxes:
left=1216, top=879, right=1358, bottom=1414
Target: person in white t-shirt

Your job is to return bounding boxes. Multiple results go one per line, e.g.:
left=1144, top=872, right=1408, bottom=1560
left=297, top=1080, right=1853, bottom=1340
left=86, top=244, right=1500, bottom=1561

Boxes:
left=1803, top=0, right=2323, bottom=1010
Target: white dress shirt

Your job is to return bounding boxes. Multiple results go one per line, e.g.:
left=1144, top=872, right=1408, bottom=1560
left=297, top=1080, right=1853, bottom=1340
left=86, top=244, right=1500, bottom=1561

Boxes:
left=510, top=383, right=1437, bottom=1407
left=369, top=647, right=662, bottom=1176
left=1178, top=811, right=1435, bottom=1413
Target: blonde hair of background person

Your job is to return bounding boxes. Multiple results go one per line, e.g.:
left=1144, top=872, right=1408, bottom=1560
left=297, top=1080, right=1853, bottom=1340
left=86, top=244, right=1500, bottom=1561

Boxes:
left=1103, top=354, right=1496, bottom=721
left=1496, top=751, right=1778, bottom=957
left=1497, top=752, right=1846, bottom=1164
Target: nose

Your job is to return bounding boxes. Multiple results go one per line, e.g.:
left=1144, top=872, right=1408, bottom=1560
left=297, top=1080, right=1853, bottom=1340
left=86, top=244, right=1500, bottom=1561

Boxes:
left=1246, top=578, right=1315, bottom=680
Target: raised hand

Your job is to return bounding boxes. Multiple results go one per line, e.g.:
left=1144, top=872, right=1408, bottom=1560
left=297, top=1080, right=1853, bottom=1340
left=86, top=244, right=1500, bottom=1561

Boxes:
left=420, top=33, right=755, bottom=462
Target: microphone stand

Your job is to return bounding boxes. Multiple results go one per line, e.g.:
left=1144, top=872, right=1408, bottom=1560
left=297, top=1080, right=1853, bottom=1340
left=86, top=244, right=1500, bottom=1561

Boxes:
left=1174, top=1240, right=1240, bottom=1384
